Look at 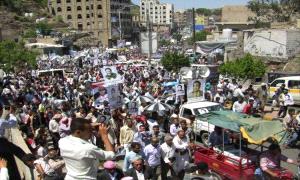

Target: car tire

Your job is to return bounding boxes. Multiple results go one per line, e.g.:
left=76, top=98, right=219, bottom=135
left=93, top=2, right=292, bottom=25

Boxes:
left=211, top=171, right=223, bottom=180
left=200, top=132, right=209, bottom=146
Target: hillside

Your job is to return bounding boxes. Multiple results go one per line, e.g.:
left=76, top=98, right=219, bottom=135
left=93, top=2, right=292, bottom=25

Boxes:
left=0, top=0, right=67, bottom=40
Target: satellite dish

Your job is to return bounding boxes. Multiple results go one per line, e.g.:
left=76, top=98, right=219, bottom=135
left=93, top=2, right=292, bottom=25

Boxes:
left=198, top=66, right=210, bottom=78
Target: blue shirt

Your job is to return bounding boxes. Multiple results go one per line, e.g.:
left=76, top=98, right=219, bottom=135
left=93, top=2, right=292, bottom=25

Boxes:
left=144, top=144, right=162, bottom=167
left=0, top=114, right=17, bottom=137
left=123, top=151, right=145, bottom=172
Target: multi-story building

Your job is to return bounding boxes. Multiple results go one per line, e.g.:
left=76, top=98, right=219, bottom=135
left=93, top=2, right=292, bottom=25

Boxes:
left=48, top=0, right=132, bottom=47
left=140, top=0, right=174, bottom=27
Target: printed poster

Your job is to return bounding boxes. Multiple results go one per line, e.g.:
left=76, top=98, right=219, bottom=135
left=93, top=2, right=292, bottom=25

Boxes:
left=107, top=85, right=123, bottom=109
left=187, top=79, right=205, bottom=101
left=128, top=101, right=138, bottom=115
left=101, top=66, right=123, bottom=85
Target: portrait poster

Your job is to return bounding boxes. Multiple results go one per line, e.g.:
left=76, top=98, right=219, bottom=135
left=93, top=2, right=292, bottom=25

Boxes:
left=96, top=115, right=111, bottom=124
left=107, top=85, right=123, bottom=109
left=176, top=84, right=185, bottom=96
left=187, top=79, right=205, bottom=101
left=128, top=101, right=138, bottom=115
left=94, top=86, right=108, bottom=105
left=101, top=66, right=123, bottom=85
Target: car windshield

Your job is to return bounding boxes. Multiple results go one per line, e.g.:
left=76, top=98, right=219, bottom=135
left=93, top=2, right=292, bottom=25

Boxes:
left=194, top=105, right=222, bottom=116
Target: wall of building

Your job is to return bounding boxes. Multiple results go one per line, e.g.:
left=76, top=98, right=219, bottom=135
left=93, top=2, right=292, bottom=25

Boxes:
left=140, top=0, right=173, bottom=26
left=286, top=30, right=300, bottom=58
left=244, top=30, right=288, bottom=59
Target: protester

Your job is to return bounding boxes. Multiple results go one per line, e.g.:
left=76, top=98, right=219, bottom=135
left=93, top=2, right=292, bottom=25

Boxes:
left=125, top=156, right=151, bottom=180
left=232, top=97, right=247, bottom=113
left=161, top=134, right=176, bottom=179
left=0, top=158, right=8, bottom=180
left=98, top=160, right=124, bottom=180
left=143, top=137, right=162, bottom=180
left=170, top=115, right=180, bottom=136
left=259, top=143, right=298, bottom=179
left=256, top=83, right=268, bottom=112
left=278, top=89, right=294, bottom=118
left=133, top=124, right=151, bottom=148
left=120, top=119, right=135, bottom=153
left=123, top=142, right=144, bottom=172
left=59, top=118, right=115, bottom=179
left=243, top=98, right=255, bottom=115
left=173, top=130, right=190, bottom=180
left=208, top=126, right=229, bottom=147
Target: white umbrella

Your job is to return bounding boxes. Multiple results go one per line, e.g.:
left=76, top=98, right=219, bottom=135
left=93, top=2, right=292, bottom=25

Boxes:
left=144, top=102, right=173, bottom=113
left=136, top=95, right=154, bottom=104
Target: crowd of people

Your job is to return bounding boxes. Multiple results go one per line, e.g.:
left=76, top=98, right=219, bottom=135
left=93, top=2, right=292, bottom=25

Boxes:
left=0, top=47, right=299, bottom=180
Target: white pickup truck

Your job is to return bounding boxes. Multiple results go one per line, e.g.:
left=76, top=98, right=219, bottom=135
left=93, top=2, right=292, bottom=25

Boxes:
left=179, top=101, right=222, bottom=146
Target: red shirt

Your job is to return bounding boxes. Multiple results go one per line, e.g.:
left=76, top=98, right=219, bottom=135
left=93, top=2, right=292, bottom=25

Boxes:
left=243, top=104, right=253, bottom=114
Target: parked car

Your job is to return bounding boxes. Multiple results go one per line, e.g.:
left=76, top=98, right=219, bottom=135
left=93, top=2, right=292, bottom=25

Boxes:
left=179, top=101, right=222, bottom=146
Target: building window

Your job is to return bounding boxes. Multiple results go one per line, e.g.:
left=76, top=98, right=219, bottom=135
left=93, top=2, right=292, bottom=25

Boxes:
left=91, top=5, right=93, bottom=9
left=87, top=14, right=90, bottom=18
left=91, top=13, right=94, bottom=17
left=87, top=22, right=90, bottom=26
left=77, top=0, right=81, bottom=2
left=66, top=0, right=71, bottom=3
left=98, top=14, right=102, bottom=18
left=86, top=6, right=89, bottom=10
left=78, top=14, right=82, bottom=19
left=57, top=0, right=61, bottom=3
left=67, top=6, right=71, bottom=11
left=57, top=7, right=62, bottom=12
left=78, top=23, right=83, bottom=30
left=67, top=15, right=72, bottom=19
left=77, top=6, right=82, bottom=11
left=97, top=5, right=102, bottom=9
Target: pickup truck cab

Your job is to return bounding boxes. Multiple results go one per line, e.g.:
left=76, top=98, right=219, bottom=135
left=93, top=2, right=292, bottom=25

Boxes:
left=179, top=101, right=222, bottom=146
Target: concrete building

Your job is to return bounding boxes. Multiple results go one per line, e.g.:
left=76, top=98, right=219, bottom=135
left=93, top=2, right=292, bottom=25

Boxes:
left=48, top=0, right=132, bottom=47
left=244, top=29, right=300, bottom=60
left=140, top=0, right=174, bottom=27
left=215, top=5, right=256, bottom=31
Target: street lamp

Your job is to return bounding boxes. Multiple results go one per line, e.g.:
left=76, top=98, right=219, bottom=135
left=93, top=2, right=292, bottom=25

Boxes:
left=118, top=5, right=134, bottom=41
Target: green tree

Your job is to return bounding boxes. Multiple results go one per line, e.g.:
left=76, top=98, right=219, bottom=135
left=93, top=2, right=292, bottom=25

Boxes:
left=219, top=53, right=266, bottom=81
left=0, top=40, right=38, bottom=72
left=23, top=29, right=37, bottom=38
left=36, top=21, right=53, bottom=36
left=161, top=52, right=190, bottom=72
left=187, top=30, right=211, bottom=45
left=159, top=39, right=171, bottom=47
left=172, top=33, right=182, bottom=42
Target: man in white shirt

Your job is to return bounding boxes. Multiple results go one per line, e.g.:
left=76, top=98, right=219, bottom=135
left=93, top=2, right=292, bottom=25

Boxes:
left=233, top=85, right=244, bottom=102
left=143, top=137, right=162, bottom=180
left=173, top=130, right=191, bottom=180
left=232, top=97, right=247, bottom=113
left=49, top=113, right=61, bottom=148
left=161, top=134, right=176, bottom=180
left=0, top=158, right=8, bottom=180
left=59, top=118, right=115, bottom=180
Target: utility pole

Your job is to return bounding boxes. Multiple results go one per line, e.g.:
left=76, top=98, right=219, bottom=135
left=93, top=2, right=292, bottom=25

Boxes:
left=192, top=8, right=196, bottom=52
left=147, top=8, right=152, bottom=62
left=119, top=10, right=122, bottom=41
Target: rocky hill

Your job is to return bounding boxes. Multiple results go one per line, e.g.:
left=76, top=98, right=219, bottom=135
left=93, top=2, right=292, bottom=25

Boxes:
left=0, top=0, right=67, bottom=40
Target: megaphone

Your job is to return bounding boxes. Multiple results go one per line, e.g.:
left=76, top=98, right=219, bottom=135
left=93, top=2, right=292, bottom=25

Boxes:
left=179, top=67, right=193, bottom=80
left=195, top=66, right=210, bottom=78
